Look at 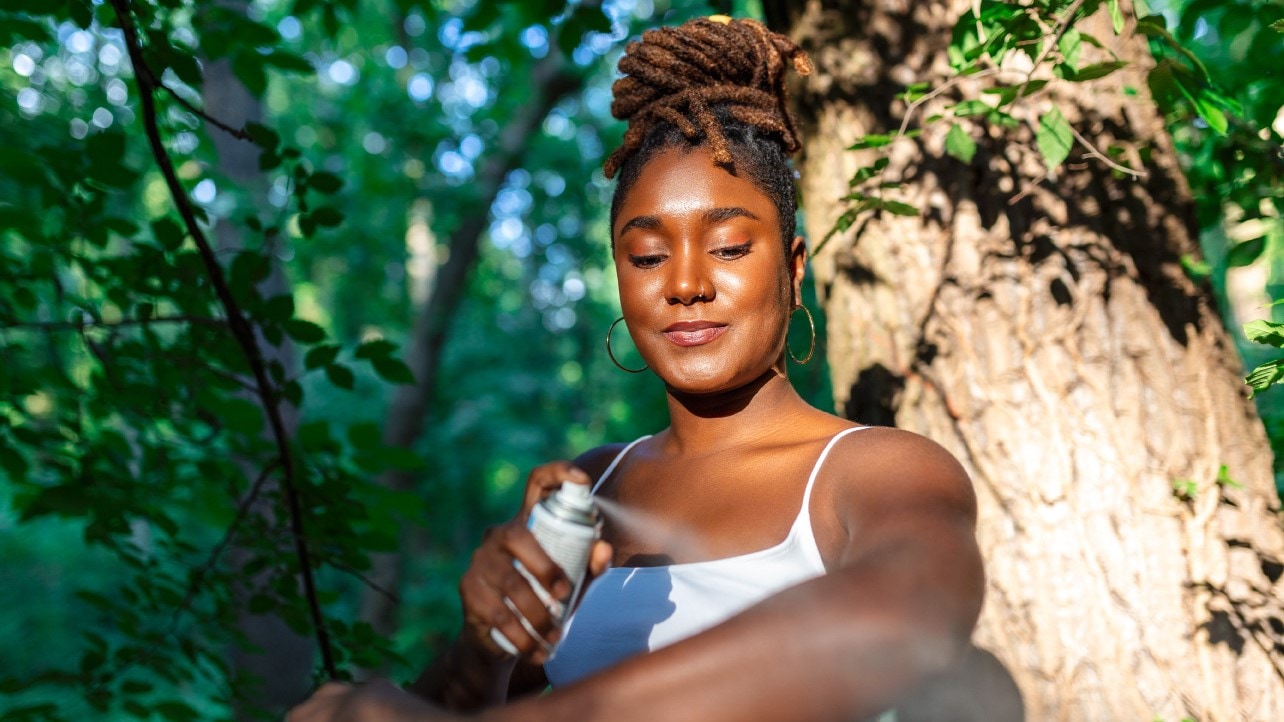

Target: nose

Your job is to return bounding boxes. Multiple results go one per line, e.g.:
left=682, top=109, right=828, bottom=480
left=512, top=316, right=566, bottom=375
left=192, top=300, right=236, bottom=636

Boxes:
left=665, top=247, right=713, bottom=305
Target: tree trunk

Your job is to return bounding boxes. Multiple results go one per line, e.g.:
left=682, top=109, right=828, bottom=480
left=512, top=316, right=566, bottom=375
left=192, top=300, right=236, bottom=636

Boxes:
left=202, top=12, right=313, bottom=714
left=359, top=50, right=584, bottom=648
left=765, top=1, right=1284, bottom=719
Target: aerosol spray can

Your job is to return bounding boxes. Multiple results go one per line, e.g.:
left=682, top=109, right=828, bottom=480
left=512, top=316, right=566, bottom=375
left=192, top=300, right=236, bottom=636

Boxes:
left=490, top=481, right=600, bottom=656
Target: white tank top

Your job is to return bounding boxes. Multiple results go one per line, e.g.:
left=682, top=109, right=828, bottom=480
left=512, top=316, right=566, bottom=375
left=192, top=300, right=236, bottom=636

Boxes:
left=544, top=426, right=867, bottom=687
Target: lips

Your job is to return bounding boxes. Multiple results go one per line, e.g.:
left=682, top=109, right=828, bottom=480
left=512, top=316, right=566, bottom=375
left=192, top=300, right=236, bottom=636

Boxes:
left=663, top=321, right=727, bottom=347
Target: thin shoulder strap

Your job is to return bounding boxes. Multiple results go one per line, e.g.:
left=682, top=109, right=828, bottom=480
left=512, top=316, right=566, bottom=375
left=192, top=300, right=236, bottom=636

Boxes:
left=590, top=435, right=652, bottom=494
left=798, top=426, right=868, bottom=520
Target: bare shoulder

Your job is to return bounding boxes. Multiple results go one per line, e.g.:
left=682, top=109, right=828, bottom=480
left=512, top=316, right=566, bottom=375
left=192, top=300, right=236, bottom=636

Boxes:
left=573, top=442, right=632, bottom=486
left=826, top=425, right=977, bottom=526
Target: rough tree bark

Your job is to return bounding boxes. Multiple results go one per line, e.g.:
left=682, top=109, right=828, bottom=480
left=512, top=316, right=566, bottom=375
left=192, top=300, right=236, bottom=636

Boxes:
left=764, top=1, right=1284, bottom=720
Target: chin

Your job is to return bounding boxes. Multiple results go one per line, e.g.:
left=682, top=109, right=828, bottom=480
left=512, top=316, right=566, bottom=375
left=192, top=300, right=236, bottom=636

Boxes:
left=655, top=359, right=763, bottom=396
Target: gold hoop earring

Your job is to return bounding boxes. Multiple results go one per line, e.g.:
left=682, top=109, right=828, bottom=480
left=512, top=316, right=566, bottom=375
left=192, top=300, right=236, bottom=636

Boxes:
left=787, top=305, right=816, bottom=365
left=606, top=317, right=648, bottom=373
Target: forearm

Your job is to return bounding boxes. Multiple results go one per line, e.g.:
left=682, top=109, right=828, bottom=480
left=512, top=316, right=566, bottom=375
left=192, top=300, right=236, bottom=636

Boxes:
left=408, top=634, right=517, bottom=711
left=492, top=543, right=982, bottom=722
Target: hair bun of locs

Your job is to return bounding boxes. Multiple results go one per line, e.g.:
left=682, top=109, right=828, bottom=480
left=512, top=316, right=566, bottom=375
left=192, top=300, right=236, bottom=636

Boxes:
left=602, top=17, right=813, bottom=179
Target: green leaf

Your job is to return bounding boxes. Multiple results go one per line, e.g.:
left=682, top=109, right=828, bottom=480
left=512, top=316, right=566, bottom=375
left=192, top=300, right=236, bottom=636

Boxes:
left=347, top=422, right=382, bottom=451
left=262, top=293, right=295, bottom=322
left=309, top=172, right=344, bottom=194
left=846, top=134, right=893, bottom=150
left=263, top=50, right=314, bottom=73
left=310, top=207, right=344, bottom=227
left=1069, top=61, right=1127, bottom=82
left=232, top=52, right=268, bottom=96
left=230, top=251, right=272, bottom=292
left=121, top=679, right=154, bottom=695
left=245, top=122, right=280, bottom=151
left=298, top=420, right=333, bottom=448
left=304, top=344, right=341, bottom=370
left=878, top=200, right=920, bottom=216
left=354, top=339, right=397, bottom=359
left=1176, top=254, right=1206, bottom=280
left=219, top=397, right=266, bottom=437
left=283, top=380, right=304, bottom=407
left=284, top=319, right=326, bottom=344
left=1058, top=28, right=1082, bottom=69
left=1272, top=19, right=1284, bottom=33
left=984, top=80, right=1048, bottom=105
left=1036, top=107, right=1074, bottom=170
left=557, top=3, right=612, bottom=58
left=325, top=363, right=355, bottom=390
left=155, top=700, right=200, bottom=722
left=1245, top=320, right=1284, bottom=348
left=1225, top=237, right=1266, bottom=267
left=1107, top=0, right=1124, bottom=34
left=1216, top=464, right=1243, bottom=489
left=1246, top=358, right=1284, bottom=397
left=371, top=357, right=415, bottom=385
left=152, top=217, right=186, bottom=250
left=945, top=124, right=977, bottom=163
left=950, top=99, right=991, bottom=117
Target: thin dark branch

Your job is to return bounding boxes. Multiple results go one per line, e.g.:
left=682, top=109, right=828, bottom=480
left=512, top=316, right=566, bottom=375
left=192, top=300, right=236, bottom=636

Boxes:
left=169, top=460, right=282, bottom=634
left=155, top=79, right=254, bottom=142
left=1, top=315, right=227, bottom=331
left=108, top=0, right=337, bottom=679
left=325, top=556, right=401, bottom=606
left=1012, top=0, right=1086, bottom=106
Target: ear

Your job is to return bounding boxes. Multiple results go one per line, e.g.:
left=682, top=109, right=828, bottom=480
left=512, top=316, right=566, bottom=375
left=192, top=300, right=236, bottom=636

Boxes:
left=788, top=235, right=807, bottom=306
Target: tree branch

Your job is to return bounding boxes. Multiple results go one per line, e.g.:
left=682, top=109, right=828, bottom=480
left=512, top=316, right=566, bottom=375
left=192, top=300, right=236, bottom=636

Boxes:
left=155, top=79, right=254, bottom=142
left=170, top=460, right=282, bottom=634
left=1, top=315, right=227, bottom=331
left=108, top=0, right=336, bottom=679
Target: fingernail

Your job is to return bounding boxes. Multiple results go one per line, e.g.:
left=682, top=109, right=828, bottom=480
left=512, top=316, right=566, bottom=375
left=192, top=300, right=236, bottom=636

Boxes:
left=553, top=580, right=570, bottom=599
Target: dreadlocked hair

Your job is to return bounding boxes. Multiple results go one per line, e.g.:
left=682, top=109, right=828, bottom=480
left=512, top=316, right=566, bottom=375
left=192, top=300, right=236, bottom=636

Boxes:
left=605, top=16, right=813, bottom=250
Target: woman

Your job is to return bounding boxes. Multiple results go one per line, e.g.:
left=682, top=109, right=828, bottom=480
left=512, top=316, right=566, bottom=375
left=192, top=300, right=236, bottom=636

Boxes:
left=291, top=15, right=984, bottom=722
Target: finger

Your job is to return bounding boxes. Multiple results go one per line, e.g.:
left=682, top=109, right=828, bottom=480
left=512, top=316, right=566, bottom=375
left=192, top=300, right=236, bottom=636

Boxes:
left=587, top=539, right=614, bottom=579
left=491, top=599, right=552, bottom=661
left=497, top=524, right=572, bottom=602
left=521, top=461, right=592, bottom=514
left=499, top=562, right=559, bottom=632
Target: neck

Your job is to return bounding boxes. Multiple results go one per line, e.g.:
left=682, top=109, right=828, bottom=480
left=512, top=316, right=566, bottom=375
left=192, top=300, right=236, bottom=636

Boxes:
left=660, top=366, right=811, bottom=455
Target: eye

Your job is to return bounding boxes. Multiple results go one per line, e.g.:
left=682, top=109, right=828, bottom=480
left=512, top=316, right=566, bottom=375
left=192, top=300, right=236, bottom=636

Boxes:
left=628, top=254, right=666, bottom=269
left=712, top=242, right=752, bottom=260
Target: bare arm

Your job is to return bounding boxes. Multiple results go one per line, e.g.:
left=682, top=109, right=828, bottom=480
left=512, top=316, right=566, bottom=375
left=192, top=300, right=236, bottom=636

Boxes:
left=488, top=429, right=984, bottom=722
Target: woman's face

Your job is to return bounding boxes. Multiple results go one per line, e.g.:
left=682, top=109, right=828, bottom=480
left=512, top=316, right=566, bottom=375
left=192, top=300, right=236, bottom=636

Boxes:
left=611, top=147, right=805, bottom=394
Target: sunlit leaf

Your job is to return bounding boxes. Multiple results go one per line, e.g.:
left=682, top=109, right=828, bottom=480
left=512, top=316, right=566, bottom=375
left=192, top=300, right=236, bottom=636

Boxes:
left=1068, top=61, right=1126, bottom=82
left=1036, top=107, right=1074, bottom=170
left=1107, top=0, right=1124, bottom=34
left=945, top=123, right=977, bottom=163
left=1245, top=320, right=1284, bottom=348
left=1246, top=358, right=1284, bottom=397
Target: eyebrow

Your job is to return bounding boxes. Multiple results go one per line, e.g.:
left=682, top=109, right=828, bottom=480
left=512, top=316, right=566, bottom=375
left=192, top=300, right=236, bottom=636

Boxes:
left=617, top=206, right=761, bottom=238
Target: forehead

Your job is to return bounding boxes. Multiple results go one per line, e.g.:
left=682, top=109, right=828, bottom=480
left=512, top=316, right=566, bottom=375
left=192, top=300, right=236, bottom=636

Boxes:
left=614, top=147, right=780, bottom=228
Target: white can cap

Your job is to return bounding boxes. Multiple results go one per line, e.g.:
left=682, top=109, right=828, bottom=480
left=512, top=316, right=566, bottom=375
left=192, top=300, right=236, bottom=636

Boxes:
left=557, top=481, right=593, bottom=511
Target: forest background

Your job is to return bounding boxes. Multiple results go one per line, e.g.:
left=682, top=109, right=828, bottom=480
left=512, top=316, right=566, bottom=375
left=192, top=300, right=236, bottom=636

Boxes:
left=1, top=0, right=1282, bottom=720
